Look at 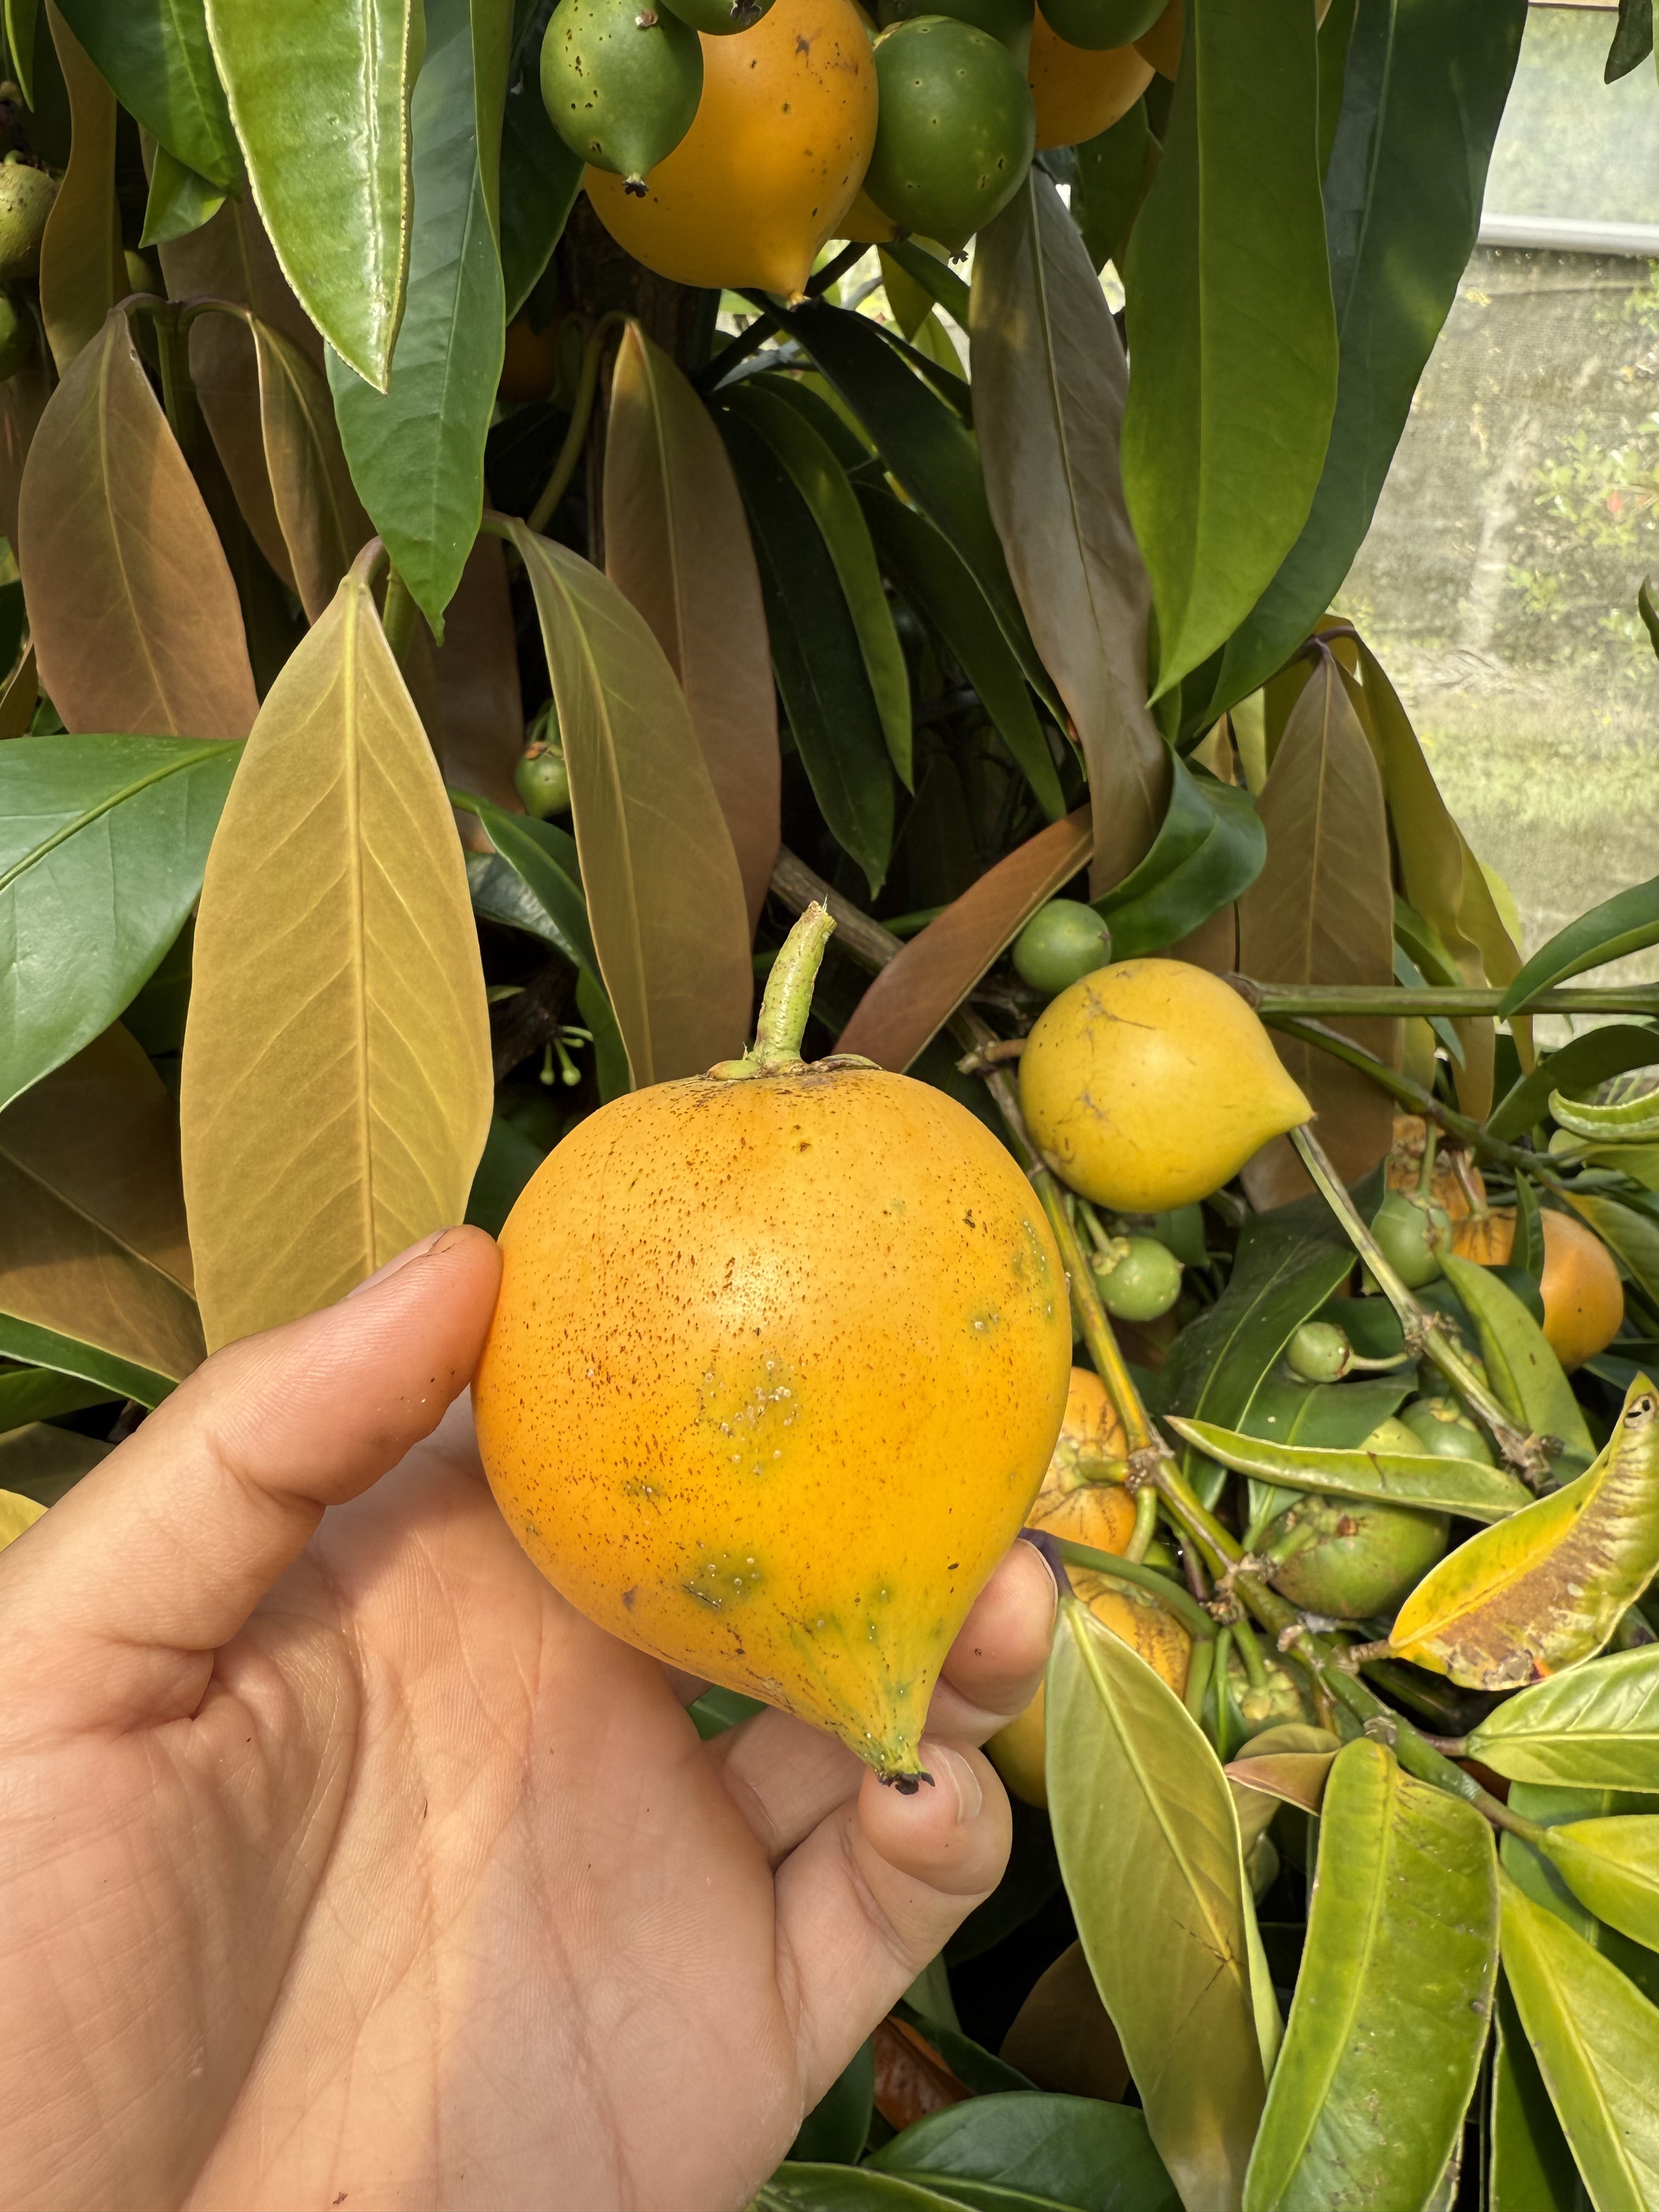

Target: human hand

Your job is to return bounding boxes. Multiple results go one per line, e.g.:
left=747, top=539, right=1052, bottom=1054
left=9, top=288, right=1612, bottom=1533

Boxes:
left=0, top=1227, right=1056, bottom=2212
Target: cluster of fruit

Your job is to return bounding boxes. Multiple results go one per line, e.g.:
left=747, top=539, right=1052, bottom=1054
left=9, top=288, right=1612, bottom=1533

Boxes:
left=0, top=142, right=57, bottom=379
left=543, top=0, right=1175, bottom=298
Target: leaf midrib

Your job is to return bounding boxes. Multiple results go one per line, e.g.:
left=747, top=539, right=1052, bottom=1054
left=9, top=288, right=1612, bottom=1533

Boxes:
left=0, top=741, right=224, bottom=898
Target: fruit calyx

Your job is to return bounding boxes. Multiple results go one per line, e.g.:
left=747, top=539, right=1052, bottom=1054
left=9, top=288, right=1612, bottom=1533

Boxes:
left=709, top=901, right=878, bottom=1081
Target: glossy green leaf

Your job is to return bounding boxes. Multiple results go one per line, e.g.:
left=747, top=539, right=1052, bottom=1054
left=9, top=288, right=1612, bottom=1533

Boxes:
left=1047, top=1595, right=1265, bottom=2212
left=1191, top=0, right=1526, bottom=723
left=0, top=736, right=239, bottom=1111
left=55, top=0, right=237, bottom=185
left=724, top=383, right=911, bottom=788
left=140, top=144, right=225, bottom=249
left=1121, top=0, right=1338, bottom=696
left=464, top=1113, right=544, bottom=1239
left=1565, top=1192, right=1659, bottom=1314
left=205, top=0, right=421, bottom=389
left=7, top=0, right=38, bottom=101
left=775, top=301, right=1057, bottom=719
left=454, top=788, right=596, bottom=975
left=328, top=0, right=507, bottom=634
left=1468, top=1649, right=1659, bottom=1792
left=0, top=1312, right=172, bottom=1408
left=0, top=1363, right=110, bottom=1427
left=1073, top=100, right=1156, bottom=278
left=1235, top=1367, right=1414, bottom=1534
left=1440, top=1255, right=1593, bottom=1460
left=971, top=173, right=1170, bottom=893
left=1243, top=1740, right=1497, bottom=2212
left=1503, top=1784, right=1659, bottom=2012
left=506, top=519, right=753, bottom=1087
left=1491, top=1983, right=1592, bottom=2212
left=856, top=486, right=1063, bottom=822
left=758, top=2168, right=968, bottom=2211
left=1539, top=1816, right=1659, bottom=1955
left=1606, top=0, right=1652, bottom=82
left=1094, top=754, right=1264, bottom=962
left=1390, top=1376, right=1659, bottom=1690
left=872, top=2095, right=1178, bottom=2212
left=1551, top=1087, right=1659, bottom=1144
left=499, top=1, right=581, bottom=318
left=789, top=2039, right=873, bottom=2166
left=1499, top=1872, right=1659, bottom=2212
left=881, top=237, right=971, bottom=326
left=1487, top=1026, right=1659, bottom=1144
left=720, top=411, right=894, bottom=898
left=1169, top=1414, right=1531, bottom=1522
left=1501, top=875, right=1659, bottom=1018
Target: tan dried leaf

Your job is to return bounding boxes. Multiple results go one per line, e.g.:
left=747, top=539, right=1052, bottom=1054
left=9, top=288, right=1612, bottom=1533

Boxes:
left=38, top=3, right=121, bottom=374
left=433, top=532, right=524, bottom=847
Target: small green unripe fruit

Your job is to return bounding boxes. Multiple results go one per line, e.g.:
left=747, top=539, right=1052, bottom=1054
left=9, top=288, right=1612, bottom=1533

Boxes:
left=1399, top=1396, right=1493, bottom=1465
left=1011, top=899, right=1111, bottom=998
left=1369, top=1190, right=1451, bottom=1290
left=1092, top=1233, right=1182, bottom=1322
left=515, top=738, right=571, bottom=820
left=1284, top=1319, right=1351, bottom=1384
left=659, top=0, right=774, bottom=29
left=0, top=290, right=32, bottom=380
left=1231, top=1658, right=1314, bottom=1733
left=1263, top=1420, right=1449, bottom=1619
left=878, top=0, right=1034, bottom=58
left=1034, top=0, right=1163, bottom=48
left=540, top=0, right=703, bottom=191
left=0, top=155, right=57, bottom=284
left=865, top=16, right=1035, bottom=251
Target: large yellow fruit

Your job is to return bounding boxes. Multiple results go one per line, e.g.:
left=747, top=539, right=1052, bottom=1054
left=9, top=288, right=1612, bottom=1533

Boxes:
left=584, top=0, right=878, bottom=300
left=1451, top=1207, right=1624, bottom=1373
left=475, top=907, right=1071, bottom=1780
left=1028, top=15, right=1150, bottom=149
left=1018, top=960, right=1312, bottom=1212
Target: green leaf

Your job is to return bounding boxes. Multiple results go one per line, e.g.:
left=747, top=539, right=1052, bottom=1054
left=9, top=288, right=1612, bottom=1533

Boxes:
left=1468, top=1649, right=1659, bottom=1792
left=1499, top=1871, right=1659, bottom=2212
left=0, top=1420, right=109, bottom=1509
left=328, top=0, right=507, bottom=635
left=789, top=2040, right=874, bottom=2166
left=880, top=237, right=971, bottom=326
left=0, top=735, right=240, bottom=1111
left=724, top=383, right=911, bottom=788
left=1491, top=1982, right=1593, bottom=2212
left=1047, top=1596, right=1265, bottom=2212
left=205, top=0, right=420, bottom=390
left=1072, top=100, right=1156, bottom=278
left=1487, top=1026, right=1659, bottom=1144
left=1440, top=1255, right=1593, bottom=1461
left=1501, top=878, right=1659, bottom=1019
left=1191, top=0, right=1526, bottom=725
left=499, top=1, right=581, bottom=318
left=6, top=0, right=38, bottom=102
left=454, top=788, right=596, bottom=975
left=464, top=1113, right=544, bottom=1238
left=0, top=1312, right=173, bottom=1407
left=1539, top=1816, right=1659, bottom=1955
left=871, top=2095, right=1178, bottom=2212
left=757, top=2168, right=969, bottom=2211
left=55, top=0, right=238, bottom=186
left=1121, top=0, right=1338, bottom=696
left=506, top=520, right=754, bottom=1087
left=1167, top=1414, right=1531, bottom=1522
left=774, top=301, right=1058, bottom=720
left=1094, top=754, right=1265, bottom=962
left=1243, top=1740, right=1497, bottom=2212
left=720, top=411, right=894, bottom=898
left=0, top=1362, right=110, bottom=1427
left=856, top=485, right=1063, bottom=822
left=140, top=144, right=226, bottom=249
left=1605, top=0, right=1652, bottom=82
left=1314, top=0, right=1357, bottom=176
left=970, top=173, right=1170, bottom=893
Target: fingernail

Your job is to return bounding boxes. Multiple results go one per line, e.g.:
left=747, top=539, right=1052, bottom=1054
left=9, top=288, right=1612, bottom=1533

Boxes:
left=919, top=1741, right=982, bottom=1826
left=1018, top=1526, right=1071, bottom=1604
left=346, top=1228, right=454, bottom=1299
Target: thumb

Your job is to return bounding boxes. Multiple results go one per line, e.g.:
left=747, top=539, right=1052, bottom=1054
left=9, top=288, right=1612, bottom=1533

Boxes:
left=0, top=1226, right=501, bottom=1734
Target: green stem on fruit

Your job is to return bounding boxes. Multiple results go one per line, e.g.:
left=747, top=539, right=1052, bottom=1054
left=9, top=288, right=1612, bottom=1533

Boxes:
left=1056, top=1539, right=1218, bottom=1640
left=528, top=311, right=624, bottom=534
left=1212, top=1629, right=1234, bottom=1760
left=1183, top=1635, right=1214, bottom=1723
left=1418, top=1120, right=1438, bottom=1201
left=1233, top=1612, right=1269, bottom=1692
left=710, top=901, right=837, bottom=1079
left=1287, top=1122, right=1549, bottom=1486
left=1125, top=1480, right=1159, bottom=1565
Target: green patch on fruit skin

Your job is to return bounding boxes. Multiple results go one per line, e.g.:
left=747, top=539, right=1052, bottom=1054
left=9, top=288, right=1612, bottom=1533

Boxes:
left=681, top=1547, right=768, bottom=1609
left=697, top=1348, right=802, bottom=1480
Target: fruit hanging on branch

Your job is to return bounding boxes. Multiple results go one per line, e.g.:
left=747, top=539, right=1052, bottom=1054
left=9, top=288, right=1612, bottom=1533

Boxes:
left=584, top=0, right=878, bottom=298
left=1034, top=0, right=1162, bottom=53
left=474, top=905, right=1072, bottom=1780
left=1011, top=898, right=1112, bottom=998
left=1091, top=1233, right=1182, bottom=1322
left=1369, top=1189, right=1452, bottom=1290
left=1025, top=14, right=1149, bottom=149
left=1018, top=960, right=1312, bottom=1211
left=862, top=16, right=1036, bottom=251
left=1259, top=1424, right=1452, bottom=1621
left=541, top=0, right=705, bottom=194
left=1451, top=1204, right=1624, bottom=1372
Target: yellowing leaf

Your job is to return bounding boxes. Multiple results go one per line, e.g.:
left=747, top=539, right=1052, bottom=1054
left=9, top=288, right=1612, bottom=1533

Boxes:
left=605, top=323, right=780, bottom=936
left=180, top=555, right=492, bottom=1350
left=0, top=1487, right=46, bottom=1550
left=1390, top=1378, right=1659, bottom=1690
left=1237, top=645, right=1398, bottom=1209
left=432, top=534, right=524, bottom=836
left=18, top=311, right=258, bottom=739
left=0, top=1025, right=204, bottom=1385
left=247, top=317, right=371, bottom=622
left=1541, top=1816, right=1659, bottom=1954
left=37, top=3, right=121, bottom=374
left=505, top=518, right=752, bottom=1088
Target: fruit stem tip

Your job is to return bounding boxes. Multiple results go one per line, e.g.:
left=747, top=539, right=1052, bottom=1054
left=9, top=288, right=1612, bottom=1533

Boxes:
left=714, top=901, right=837, bottom=1079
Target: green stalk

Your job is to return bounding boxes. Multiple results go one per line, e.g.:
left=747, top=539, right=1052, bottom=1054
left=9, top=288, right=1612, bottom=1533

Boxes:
left=1242, top=980, right=1659, bottom=1018
left=1055, top=1538, right=1217, bottom=1641
left=527, top=311, right=624, bottom=535
left=710, top=901, right=838, bottom=1078
left=380, top=568, right=420, bottom=665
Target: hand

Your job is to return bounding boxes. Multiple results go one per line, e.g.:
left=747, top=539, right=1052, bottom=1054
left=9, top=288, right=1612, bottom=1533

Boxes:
left=0, top=1228, right=1056, bottom=2212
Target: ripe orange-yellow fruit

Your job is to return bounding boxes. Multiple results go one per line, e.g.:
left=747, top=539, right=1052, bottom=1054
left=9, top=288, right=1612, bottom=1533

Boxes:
left=499, top=314, right=562, bottom=403
left=838, top=185, right=900, bottom=243
left=584, top=0, right=878, bottom=299
left=1018, top=959, right=1312, bottom=1212
left=475, top=911, right=1071, bottom=1779
left=988, top=1367, right=1189, bottom=1808
left=1028, top=14, right=1150, bottom=148
left=1451, top=1207, right=1624, bottom=1373
left=1131, top=0, right=1177, bottom=76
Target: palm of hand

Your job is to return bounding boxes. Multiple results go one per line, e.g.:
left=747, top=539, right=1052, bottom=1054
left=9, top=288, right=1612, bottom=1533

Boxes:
left=0, top=1233, right=1046, bottom=2212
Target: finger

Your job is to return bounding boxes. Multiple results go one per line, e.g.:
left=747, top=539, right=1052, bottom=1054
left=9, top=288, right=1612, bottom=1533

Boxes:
left=775, top=1741, right=1011, bottom=2107
left=709, top=1539, right=1056, bottom=1864
left=0, top=1226, right=501, bottom=1732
